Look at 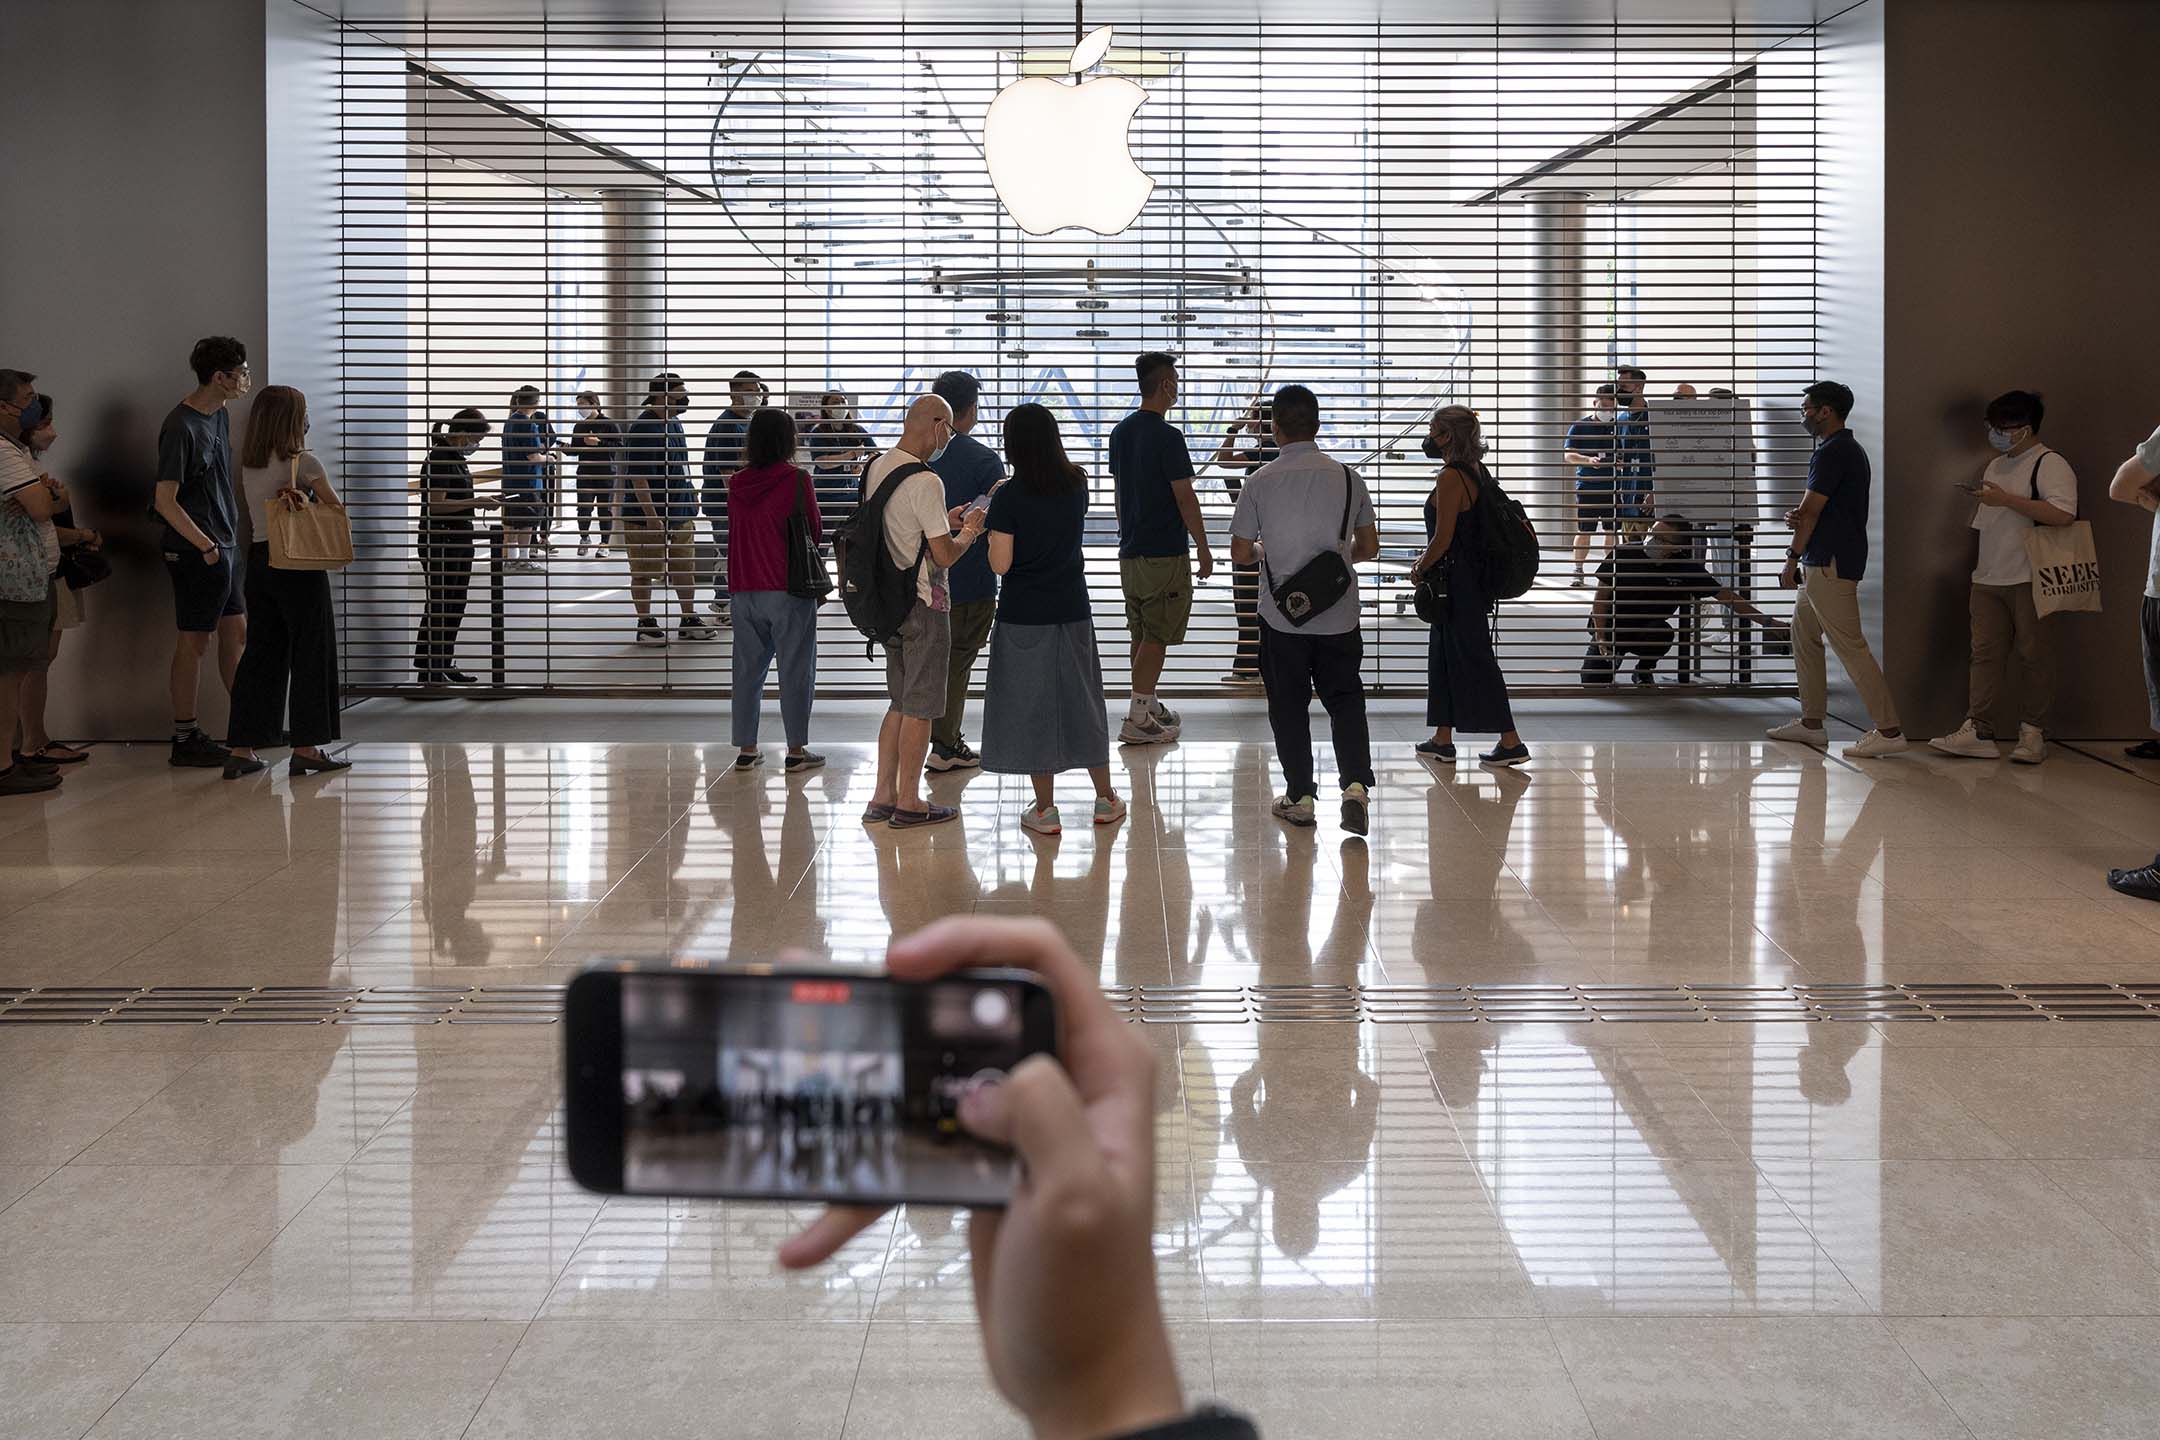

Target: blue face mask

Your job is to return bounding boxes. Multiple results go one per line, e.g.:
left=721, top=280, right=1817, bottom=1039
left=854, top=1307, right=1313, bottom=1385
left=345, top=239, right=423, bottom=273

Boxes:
left=15, top=396, right=45, bottom=439
left=1986, top=426, right=2021, bottom=453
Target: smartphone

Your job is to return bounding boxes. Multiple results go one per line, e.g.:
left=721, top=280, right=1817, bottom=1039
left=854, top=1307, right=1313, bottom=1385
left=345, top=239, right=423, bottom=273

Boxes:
left=1955, top=476, right=1987, bottom=493
left=564, top=965, right=1057, bottom=1207
left=966, top=492, right=992, bottom=516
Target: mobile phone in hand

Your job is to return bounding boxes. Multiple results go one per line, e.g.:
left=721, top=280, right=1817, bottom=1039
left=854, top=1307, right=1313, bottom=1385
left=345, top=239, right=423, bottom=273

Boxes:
left=966, top=492, right=992, bottom=516
left=564, top=964, right=1057, bottom=1207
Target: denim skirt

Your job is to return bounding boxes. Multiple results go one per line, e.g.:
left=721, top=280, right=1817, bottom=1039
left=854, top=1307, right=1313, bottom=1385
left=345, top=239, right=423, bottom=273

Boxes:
left=980, top=619, right=1112, bottom=775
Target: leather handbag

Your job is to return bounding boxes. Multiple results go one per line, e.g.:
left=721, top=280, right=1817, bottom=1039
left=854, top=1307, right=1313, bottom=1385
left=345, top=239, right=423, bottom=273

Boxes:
left=785, top=465, right=834, bottom=601
left=268, top=453, right=354, bottom=572
left=1263, top=463, right=1358, bottom=627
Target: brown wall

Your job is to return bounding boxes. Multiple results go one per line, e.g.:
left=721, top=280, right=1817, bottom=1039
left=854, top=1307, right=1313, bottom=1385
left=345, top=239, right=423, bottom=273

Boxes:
left=1879, top=0, right=2160, bottom=738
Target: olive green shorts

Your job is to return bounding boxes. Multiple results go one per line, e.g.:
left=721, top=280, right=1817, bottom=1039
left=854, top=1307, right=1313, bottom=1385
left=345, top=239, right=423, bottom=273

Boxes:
left=1120, top=555, right=1192, bottom=647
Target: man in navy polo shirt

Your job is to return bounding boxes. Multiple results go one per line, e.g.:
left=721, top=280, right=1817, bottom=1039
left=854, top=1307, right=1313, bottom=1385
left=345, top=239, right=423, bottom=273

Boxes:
left=926, top=369, right=1002, bottom=773
left=1766, top=381, right=1906, bottom=758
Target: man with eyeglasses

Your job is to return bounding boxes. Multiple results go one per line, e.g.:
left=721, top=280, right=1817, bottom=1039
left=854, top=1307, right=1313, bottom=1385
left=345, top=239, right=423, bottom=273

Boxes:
left=1766, top=380, right=1906, bottom=759
left=154, top=336, right=251, bottom=768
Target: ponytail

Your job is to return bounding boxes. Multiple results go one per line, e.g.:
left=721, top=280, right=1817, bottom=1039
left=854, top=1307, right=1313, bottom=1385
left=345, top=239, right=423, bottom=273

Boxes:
left=433, top=407, right=490, bottom=447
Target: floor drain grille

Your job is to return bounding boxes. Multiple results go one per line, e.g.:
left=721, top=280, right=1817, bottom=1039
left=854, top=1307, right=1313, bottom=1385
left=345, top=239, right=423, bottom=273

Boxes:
left=4, top=983, right=2160, bottom=1027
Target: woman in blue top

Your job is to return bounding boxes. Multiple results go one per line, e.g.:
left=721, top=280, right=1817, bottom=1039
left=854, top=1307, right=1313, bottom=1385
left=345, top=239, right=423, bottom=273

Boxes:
left=501, top=385, right=552, bottom=572
left=1565, top=383, right=1620, bottom=586
left=979, top=404, right=1125, bottom=835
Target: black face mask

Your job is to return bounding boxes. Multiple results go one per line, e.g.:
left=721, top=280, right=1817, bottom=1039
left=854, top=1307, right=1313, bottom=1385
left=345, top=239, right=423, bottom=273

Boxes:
left=1422, top=434, right=1446, bottom=460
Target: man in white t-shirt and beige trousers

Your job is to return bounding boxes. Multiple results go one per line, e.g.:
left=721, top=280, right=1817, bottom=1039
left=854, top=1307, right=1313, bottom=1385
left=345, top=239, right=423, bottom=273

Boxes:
left=1928, top=390, right=2078, bottom=765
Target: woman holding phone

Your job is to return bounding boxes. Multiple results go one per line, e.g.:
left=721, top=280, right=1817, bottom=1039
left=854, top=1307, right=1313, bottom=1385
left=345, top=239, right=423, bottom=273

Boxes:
left=414, top=407, right=497, bottom=687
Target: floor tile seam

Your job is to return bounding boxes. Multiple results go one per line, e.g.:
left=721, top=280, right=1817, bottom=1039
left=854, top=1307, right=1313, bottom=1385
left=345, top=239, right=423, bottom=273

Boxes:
left=1729, top=1154, right=1882, bottom=1311
left=1520, top=1312, right=1613, bottom=1440
left=0, top=1162, right=59, bottom=1223
left=1870, top=1316, right=1989, bottom=1440
left=2019, top=1157, right=2160, bottom=1289
left=454, top=1317, right=538, bottom=1440
left=35, top=1047, right=224, bottom=1170
left=183, top=1163, right=345, bottom=1330
left=531, top=1165, right=633, bottom=1323
left=67, top=1317, right=194, bottom=1440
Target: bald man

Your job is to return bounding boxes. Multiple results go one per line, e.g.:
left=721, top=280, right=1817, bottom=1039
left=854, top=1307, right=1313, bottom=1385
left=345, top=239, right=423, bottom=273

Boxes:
left=861, top=394, right=986, bottom=828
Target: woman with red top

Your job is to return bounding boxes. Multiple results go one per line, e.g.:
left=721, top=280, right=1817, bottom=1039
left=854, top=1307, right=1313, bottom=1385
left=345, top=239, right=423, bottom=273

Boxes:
left=727, top=407, right=824, bottom=773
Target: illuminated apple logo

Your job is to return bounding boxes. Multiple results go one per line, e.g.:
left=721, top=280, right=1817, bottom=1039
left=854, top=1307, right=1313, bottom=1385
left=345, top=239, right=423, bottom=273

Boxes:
left=983, top=26, right=1155, bottom=237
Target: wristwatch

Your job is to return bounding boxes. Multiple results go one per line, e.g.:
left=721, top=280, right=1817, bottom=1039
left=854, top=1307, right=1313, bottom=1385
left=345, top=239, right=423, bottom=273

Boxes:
left=1784, top=548, right=1801, bottom=561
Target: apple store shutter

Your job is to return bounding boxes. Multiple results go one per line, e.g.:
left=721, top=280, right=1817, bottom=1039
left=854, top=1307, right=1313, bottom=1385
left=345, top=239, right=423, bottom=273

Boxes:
left=324, top=11, right=1822, bottom=699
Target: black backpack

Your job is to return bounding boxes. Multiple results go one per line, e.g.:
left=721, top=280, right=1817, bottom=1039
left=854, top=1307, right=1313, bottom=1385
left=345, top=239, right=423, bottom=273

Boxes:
left=833, top=461, right=931, bottom=648
left=1465, top=461, right=1541, bottom=600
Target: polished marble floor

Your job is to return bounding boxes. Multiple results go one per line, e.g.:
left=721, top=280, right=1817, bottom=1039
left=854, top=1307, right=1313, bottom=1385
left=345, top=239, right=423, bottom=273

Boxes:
left=4, top=728, right=2160, bottom=1438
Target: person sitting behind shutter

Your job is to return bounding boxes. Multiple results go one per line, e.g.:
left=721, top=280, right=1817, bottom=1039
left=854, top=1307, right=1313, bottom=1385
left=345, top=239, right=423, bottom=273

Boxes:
left=1585, top=514, right=1787, bottom=685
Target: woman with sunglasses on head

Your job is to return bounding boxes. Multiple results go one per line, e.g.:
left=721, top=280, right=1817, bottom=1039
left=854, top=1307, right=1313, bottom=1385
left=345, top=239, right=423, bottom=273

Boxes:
left=224, top=384, right=350, bottom=779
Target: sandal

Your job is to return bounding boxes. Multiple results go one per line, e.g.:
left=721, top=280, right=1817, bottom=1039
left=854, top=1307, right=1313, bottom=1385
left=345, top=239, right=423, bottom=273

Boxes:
left=2125, top=740, right=2160, bottom=761
left=31, top=743, right=88, bottom=765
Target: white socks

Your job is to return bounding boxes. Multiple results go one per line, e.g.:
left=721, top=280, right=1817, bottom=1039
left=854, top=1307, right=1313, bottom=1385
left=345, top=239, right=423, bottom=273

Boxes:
left=1129, top=693, right=1156, bottom=722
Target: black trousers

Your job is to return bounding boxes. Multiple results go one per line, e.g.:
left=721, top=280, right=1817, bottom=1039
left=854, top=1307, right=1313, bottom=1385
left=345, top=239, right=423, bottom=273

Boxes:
left=1259, top=621, right=1375, bottom=799
left=228, top=543, right=339, bottom=749
left=1231, top=560, right=1262, bottom=672
left=575, top=476, right=613, bottom=543
left=416, top=535, right=474, bottom=676
left=1581, top=627, right=1674, bottom=684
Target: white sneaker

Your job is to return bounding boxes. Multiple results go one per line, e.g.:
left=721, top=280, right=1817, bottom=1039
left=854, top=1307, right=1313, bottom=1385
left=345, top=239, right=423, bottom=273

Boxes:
left=678, top=623, right=719, bottom=641
left=2010, top=723, right=2047, bottom=765
left=1093, top=795, right=1127, bottom=826
left=1765, top=718, right=1829, bottom=747
left=1846, top=729, right=1909, bottom=759
left=1021, top=804, right=1062, bottom=835
left=1928, top=719, right=1998, bottom=759
left=1272, top=794, right=1317, bottom=827
left=1150, top=699, right=1181, bottom=728
left=1118, top=713, right=1180, bottom=746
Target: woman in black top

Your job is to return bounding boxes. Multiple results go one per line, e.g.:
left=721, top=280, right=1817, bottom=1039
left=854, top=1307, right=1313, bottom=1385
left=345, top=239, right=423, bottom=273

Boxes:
left=415, top=408, right=496, bottom=686
left=979, top=403, right=1124, bottom=835
left=1408, top=406, right=1527, bottom=766
left=804, top=392, right=874, bottom=539
left=1213, top=400, right=1278, bottom=683
left=569, top=390, right=621, bottom=556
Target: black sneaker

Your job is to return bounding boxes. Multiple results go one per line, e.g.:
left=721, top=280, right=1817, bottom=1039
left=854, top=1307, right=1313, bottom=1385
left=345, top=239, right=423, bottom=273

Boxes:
left=784, top=750, right=826, bottom=773
left=1414, top=740, right=1457, bottom=762
left=926, top=743, right=982, bottom=773
left=0, top=765, right=61, bottom=796
left=2108, top=856, right=2160, bottom=903
left=733, top=750, right=763, bottom=771
left=443, top=669, right=479, bottom=685
left=169, top=729, right=229, bottom=768
left=635, top=623, right=668, bottom=648
left=1479, top=742, right=1531, bottom=768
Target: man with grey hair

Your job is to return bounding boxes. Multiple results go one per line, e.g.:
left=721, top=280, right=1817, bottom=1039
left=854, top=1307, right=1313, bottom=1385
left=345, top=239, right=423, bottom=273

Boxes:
left=0, top=368, right=63, bottom=795
left=927, top=369, right=1003, bottom=773
left=861, top=393, right=987, bottom=829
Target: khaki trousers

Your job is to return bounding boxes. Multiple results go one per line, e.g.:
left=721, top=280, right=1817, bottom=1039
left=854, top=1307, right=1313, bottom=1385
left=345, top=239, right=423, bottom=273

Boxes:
left=1968, top=581, right=2051, bottom=730
left=1793, top=562, right=1899, bottom=730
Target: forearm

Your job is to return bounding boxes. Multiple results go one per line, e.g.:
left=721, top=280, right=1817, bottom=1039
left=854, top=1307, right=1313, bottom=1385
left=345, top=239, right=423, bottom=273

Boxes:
left=153, top=489, right=213, bottom=549
left=1174, top=487, right=1211, bottom=551
left=1787, top=512, right=1818, bottom=557
left=1229, top=534, right=1256, bottom=566
left=2006, top=496, right=2074, bottom=526
left=2109, top=457, right=2155, bottom=504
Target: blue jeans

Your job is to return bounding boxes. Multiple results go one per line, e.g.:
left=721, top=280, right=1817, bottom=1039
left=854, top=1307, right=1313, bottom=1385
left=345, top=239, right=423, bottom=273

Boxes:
left=731, top=591, right=818, bottom=747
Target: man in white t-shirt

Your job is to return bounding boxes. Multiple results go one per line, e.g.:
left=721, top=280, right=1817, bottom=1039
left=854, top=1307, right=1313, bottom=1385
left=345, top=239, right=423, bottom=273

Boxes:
left=859, top=393, right=986, bottom=830
left=1927, top=391, right=2078, bottom=765
left=2106, top=422, right=2160, bottom=902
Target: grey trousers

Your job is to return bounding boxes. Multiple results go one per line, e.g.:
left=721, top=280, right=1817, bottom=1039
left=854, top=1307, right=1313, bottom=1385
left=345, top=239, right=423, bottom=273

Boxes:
left=730, top=590, right=818, bottom=748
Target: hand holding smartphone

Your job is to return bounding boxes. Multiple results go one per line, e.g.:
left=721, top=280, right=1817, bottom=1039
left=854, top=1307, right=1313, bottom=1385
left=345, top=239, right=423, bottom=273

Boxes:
left=565, top=963, right=1056, bottom=1207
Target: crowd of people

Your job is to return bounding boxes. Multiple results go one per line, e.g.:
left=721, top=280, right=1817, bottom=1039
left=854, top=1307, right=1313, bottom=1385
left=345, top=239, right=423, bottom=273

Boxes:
left=5, top=342, right=2160, bottom=905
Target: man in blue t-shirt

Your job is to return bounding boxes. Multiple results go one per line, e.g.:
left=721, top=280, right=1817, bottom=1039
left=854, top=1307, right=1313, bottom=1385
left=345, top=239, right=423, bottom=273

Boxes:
left=621, top=372, right=715, bottom=647
left=1109, top=352, right=1214, bottom=746
left=1767, top=380, right=1905, bottom=758
left=1565, top=384, right=1622, bottom=585
left=500, top=385, right=554, bottom=572
left=700, top=369, right=767, bottom=623
left=926, top=370, right=1003, bottom=773
left=1615, top=365, right=1657, bottom=520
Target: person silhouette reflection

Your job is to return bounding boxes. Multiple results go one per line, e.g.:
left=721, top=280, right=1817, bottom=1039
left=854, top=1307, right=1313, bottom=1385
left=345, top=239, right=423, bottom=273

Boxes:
left=1227, top=836, right=1379, bottom=1258
left=421, top=745, right=491, bottom=965
left=706, top=746, right=826, bottom=959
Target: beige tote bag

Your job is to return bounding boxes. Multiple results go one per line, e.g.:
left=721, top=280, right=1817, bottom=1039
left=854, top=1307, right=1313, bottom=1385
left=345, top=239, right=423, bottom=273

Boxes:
left=267, top=454, right=354, bottom=572
left=2026, top=521, right=2101, bottom=615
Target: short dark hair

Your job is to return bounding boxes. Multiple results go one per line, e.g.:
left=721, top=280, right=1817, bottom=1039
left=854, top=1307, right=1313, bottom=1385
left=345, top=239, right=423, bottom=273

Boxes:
left=0, top=369, right=34, bottom=402
left=1803, top=381, right=1855, bottom=420
left=744, top=406, right=797, bottom=468
left=189, top=336, right=247, bottom=385
left=575, top=389, right=599, bottom=405
left=1617, top=365, right=1647, bottom=381
left=511, top=385, right=541, bottom=406
left=732, top=370, right=764, bottom=386
left=1594, top=383, right=1618, bottom=400
left=1003, top=402, right=1086, bottom=497
left=1271, top=384, right=1319, bottom=441
left=932, top=370, right=981, bottom=419
left=1135, top=351, right=1177, bottom=397
left=646, top=371, right=686, bottom=402
left=1984, top=390, right=2045, bottom=433
left=1653, top=513, right=1695, bottom=535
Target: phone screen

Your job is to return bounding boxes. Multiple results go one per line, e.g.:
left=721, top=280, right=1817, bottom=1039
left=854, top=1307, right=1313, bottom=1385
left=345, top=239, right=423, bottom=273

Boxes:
left=966, top=492, right=992, bottom=514
left=566, top=968, right=1055, bottom=1206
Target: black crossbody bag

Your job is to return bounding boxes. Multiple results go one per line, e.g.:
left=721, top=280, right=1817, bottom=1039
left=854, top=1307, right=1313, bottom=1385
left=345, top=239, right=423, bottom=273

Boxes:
left=1263, top=463, right=1358, bottom=628
left=784, top=466, right=834, bottom=601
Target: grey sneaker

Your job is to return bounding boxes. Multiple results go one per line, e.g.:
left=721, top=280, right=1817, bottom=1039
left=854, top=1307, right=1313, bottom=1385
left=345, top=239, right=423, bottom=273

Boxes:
left=1118, top=712, right=1180, bottom=746
left=1272, top=794, right=1317, bottom=827
left=1021, top=804, right=1063, bottom=835
left=1150, top=699, right=1181, bottom=728
left=784, top=750, right=826, bottom=773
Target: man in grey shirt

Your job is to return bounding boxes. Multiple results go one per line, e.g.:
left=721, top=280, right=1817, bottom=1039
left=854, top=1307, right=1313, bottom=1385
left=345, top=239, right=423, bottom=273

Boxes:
left=1230, top=384, right=1380, bottom=835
